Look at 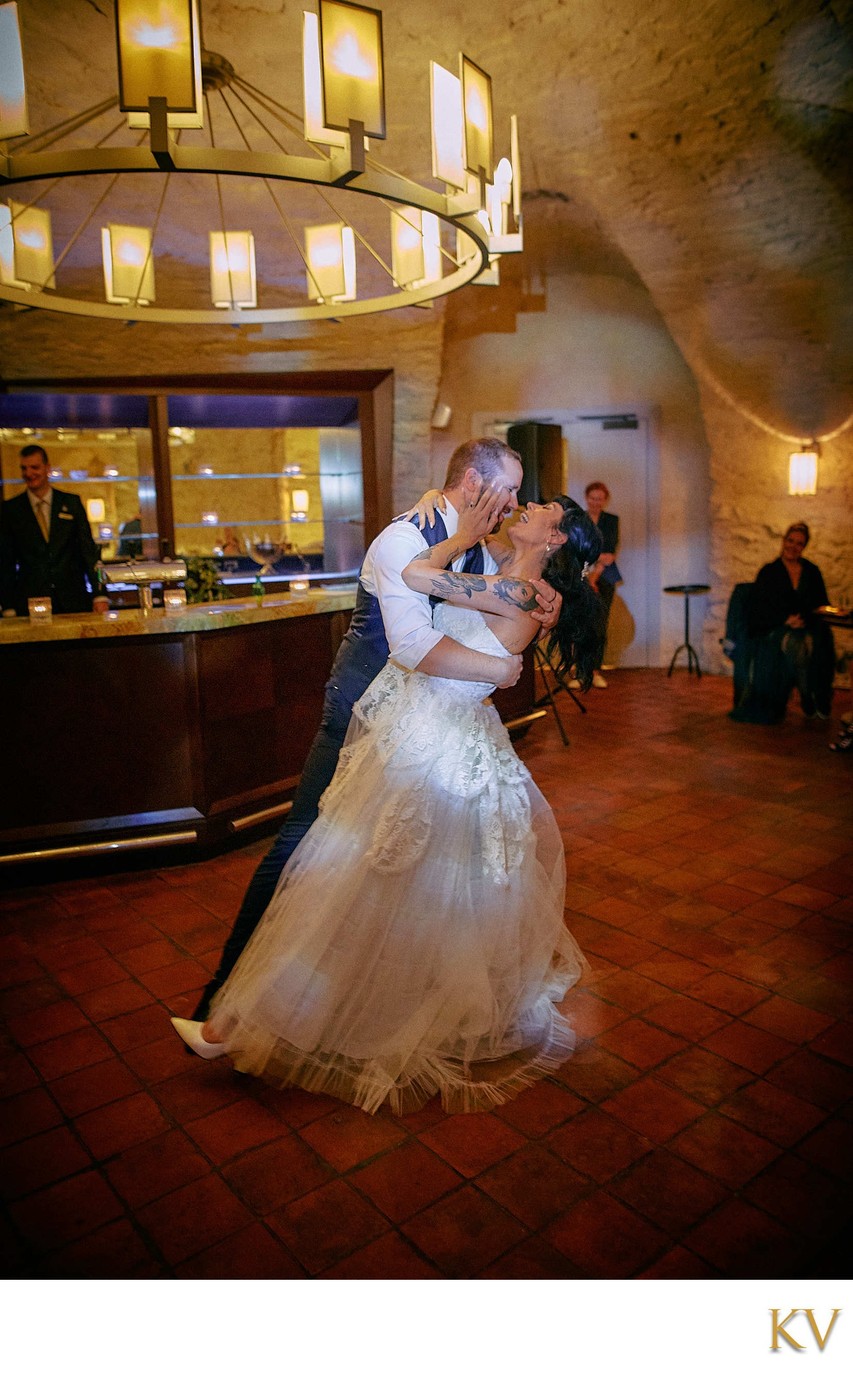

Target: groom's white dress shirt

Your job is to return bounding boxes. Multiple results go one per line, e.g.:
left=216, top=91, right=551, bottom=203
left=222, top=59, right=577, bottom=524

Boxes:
left=359, top=498, right=497, bottom=672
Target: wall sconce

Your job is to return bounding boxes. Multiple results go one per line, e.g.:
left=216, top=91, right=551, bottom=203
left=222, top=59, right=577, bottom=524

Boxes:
left=209, top=231, right=257, bottom=308
left=201, top=511, right=219, bottom=525
left=789, top=445, right=819, bottom=496
left=461, top=54, right=493, bottom=183
left=319, top=0, right=386, bottom=139
left=305, top=222, right=356, bottom=302
left=0, top=200, right=55, bottom=289
left=115, top=0, right=203, bottom=128
left=86, top=498, right=106, bottom=523
left=98, top=523, right=115, bottom=541
left=0, top=2, right=28, bottom=139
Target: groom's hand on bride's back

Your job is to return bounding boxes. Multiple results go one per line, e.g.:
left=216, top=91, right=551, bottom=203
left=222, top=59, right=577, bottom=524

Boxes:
left=495, top=654, right=524, bottom=689
left=529, top=581, right=562, bottom=631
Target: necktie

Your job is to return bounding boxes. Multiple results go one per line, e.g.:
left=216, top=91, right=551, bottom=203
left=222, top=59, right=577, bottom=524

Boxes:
left=36, top=499, right=50, bottom=542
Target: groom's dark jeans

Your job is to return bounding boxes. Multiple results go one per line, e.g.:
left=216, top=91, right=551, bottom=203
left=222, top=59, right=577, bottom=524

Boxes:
left=192, top=677, right=375, bottom=1021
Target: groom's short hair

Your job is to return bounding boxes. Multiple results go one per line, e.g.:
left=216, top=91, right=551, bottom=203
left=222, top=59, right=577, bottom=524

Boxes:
left=444, top=437, right=522, bottom=489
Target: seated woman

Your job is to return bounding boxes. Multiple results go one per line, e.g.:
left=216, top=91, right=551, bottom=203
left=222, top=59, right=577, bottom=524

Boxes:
left=171, top=494, right=603, bottom=1115
left=731, top=522, right=835, bottom=723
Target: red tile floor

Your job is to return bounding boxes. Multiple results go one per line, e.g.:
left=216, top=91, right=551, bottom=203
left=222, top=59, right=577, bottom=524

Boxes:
left=2, top=670, right=851, bottom=1280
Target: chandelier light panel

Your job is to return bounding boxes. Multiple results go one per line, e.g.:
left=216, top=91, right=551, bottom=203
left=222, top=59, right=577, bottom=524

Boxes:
left=430, top=62, right=465, bottom=190
left=416, top=211, right=441, bottom=287
left=0, top=3, right=28, bottom=139
left=510, top=114, right=521, bottom=220
left=302, top=11, right=348, bottom=148
left=319, top=0, right=386, bottom=139
left=788, top=448, right=819, bottom=496
left=461, top=54, right=493, bottom=181
left=209, top=231, right=257, bottom=308
left=391, top=208, right=426, bottom=289
left=115, top=0, right=203, bottom=127
left=0, top=1, right=522, bottom=322
left=305, top=222, right=356, bottom=302
left=102, top=224, right=155, bottom=304
left=0, top=201, right=54, bottom=289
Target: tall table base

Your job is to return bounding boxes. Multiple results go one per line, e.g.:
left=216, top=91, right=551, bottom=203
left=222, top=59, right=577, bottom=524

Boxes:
left=664, top=583, right=711, bottom=678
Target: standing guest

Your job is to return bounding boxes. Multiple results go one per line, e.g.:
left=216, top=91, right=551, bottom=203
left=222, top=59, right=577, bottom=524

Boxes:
left=578, top=481, right=621, bottom=688
left=117, top=515, right=143, bottom=558
left=0, top=445, right=108, bottom=617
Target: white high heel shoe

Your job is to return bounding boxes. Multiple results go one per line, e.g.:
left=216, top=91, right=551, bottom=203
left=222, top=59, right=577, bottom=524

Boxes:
left=170, top=1017, right=227, bottom=1060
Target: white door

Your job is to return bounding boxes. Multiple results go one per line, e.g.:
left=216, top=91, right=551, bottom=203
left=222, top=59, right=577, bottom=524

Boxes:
left=472, top=409, right=657, bottom=667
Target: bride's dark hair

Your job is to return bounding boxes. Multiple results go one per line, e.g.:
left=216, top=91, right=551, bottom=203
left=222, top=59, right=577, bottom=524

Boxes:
left=541, top=497, right=605, bottom=689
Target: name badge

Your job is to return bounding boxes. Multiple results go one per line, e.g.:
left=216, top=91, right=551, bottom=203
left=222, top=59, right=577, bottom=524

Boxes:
left=58, top=511, right=74, bottom=519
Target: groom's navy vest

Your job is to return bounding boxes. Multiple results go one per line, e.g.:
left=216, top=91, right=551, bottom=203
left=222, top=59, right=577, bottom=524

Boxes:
left=327, top=511, right=483, bottom=708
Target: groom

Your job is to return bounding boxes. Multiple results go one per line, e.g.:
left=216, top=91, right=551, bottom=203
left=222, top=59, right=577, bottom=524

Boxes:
left=192, top=436, right=552, bottom=1020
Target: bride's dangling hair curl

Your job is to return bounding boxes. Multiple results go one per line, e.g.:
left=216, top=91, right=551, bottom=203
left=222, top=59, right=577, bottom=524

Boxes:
left=541, top=497, right=605, bottom=690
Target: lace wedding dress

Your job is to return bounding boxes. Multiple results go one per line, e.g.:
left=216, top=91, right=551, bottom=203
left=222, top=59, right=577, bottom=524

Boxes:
left=212, top=604, right=584, bottom=1114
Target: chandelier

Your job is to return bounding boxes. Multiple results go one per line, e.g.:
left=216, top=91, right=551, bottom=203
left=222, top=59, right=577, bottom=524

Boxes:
left=0, top=0, right=523, bottom=324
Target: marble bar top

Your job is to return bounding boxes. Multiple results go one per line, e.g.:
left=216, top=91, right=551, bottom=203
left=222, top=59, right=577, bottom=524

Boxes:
left=0, top=586, right=358, bottom=644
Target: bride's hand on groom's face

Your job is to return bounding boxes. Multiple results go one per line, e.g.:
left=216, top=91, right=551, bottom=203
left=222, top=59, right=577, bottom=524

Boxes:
left=457, top=484, right=510, bottom=548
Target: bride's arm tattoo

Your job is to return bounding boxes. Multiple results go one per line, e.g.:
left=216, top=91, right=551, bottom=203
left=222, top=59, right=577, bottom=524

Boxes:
left=494, top=578, right=538, bottom=611
left=425, top=571, right=488, bottom=600
left=421, top=570, right=538, bottom=610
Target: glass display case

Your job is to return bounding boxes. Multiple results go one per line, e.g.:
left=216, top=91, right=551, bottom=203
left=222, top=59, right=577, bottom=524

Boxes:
left=0, top=401, right=159, bottom=561
left=0, top=373, right=394, bottom=595
left=167, top=418, right=364, bottom=587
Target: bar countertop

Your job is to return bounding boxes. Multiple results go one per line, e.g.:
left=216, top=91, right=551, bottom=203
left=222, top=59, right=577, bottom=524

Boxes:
left=0, top=585, right=358, bottom=644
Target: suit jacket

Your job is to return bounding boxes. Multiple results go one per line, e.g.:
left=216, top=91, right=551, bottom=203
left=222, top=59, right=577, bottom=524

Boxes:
left=595, top=510, right=622, bottom=585
left=0, top=488, right=101, bottom=615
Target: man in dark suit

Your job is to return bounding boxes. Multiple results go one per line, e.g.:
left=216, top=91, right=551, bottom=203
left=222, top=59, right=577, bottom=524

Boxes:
left=0, top=444, right=109, bottom=616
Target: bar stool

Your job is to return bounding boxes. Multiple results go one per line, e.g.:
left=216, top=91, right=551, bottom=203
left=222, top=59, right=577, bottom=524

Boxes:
left=664, top=583, right=711, bottom=677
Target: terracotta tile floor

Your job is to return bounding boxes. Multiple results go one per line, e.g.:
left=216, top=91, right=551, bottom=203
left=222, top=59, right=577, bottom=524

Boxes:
left=1, top=669, right=851, bottom=1280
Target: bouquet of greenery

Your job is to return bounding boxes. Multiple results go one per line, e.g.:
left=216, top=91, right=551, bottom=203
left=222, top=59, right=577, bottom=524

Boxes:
left=182, top=556, right=232, bottom=605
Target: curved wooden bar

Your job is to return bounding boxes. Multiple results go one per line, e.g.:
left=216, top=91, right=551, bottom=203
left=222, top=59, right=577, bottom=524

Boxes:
left=0, top=592, right=535, bottom=868
left=0, top=592, right=355, bottom=866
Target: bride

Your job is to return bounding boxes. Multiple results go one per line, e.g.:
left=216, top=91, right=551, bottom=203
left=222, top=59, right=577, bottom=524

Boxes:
left=172, top=491, right=603, bottom=1115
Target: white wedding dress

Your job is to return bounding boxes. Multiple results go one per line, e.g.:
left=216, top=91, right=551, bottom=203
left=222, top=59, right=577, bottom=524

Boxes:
left=212, top=604, right=584, bottom=1114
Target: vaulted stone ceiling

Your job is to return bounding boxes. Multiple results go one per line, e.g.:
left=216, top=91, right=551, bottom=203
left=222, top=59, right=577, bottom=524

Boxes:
left=3, top=0, right=851, bottom=445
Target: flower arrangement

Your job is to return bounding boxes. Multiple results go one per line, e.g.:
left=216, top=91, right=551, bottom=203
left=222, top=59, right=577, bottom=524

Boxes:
left=182, top=556, right=231, bottom=605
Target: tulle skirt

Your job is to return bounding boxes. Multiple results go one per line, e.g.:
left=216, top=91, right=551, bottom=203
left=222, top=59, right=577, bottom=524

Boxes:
left=211, top=665, right=584, bottom=1114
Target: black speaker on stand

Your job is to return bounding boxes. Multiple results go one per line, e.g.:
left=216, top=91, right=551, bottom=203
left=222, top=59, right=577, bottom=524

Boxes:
left=506, top=422, right=564, bottom=504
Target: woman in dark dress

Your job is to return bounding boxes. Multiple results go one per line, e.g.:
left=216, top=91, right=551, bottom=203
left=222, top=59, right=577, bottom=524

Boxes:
left=732, top=522, right=834, bottom=723
left=581, top=481, right=621, bottom=689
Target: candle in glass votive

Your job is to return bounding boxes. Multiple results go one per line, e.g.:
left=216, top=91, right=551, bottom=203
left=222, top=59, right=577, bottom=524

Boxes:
left=289, top=579, right=310, bottom=595
left=28, top=597, right=52, bottom=622
left=163, top=589, right=188, bottom=611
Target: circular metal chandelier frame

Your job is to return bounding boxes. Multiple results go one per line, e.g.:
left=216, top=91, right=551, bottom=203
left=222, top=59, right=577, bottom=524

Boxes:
left=0, top=139, right=492, bottom=324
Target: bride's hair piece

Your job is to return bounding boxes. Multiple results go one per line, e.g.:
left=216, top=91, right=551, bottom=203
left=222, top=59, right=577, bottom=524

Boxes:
left=542, top=497, right=605, bottom=690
